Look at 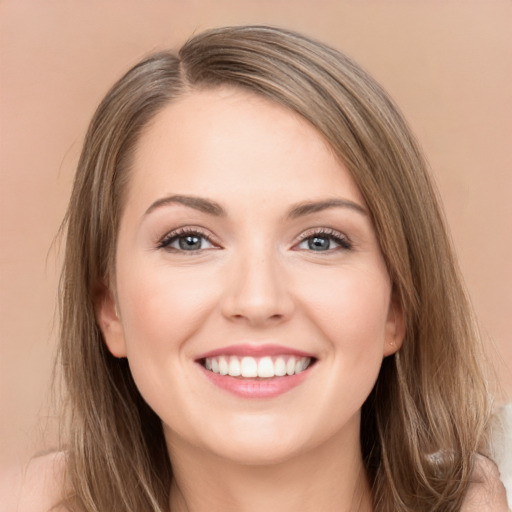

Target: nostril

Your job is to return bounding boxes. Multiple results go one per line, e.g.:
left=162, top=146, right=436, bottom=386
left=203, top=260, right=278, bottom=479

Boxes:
left=220, top=266, right=295, bottom=324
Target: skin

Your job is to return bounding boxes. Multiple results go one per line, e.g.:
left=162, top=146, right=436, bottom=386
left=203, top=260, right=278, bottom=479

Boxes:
left=98, top=87, right=404, bottom=511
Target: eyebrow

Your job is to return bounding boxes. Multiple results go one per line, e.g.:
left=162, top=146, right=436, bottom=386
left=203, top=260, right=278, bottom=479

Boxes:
left=144, top=195, right=226, bottom=217
left=144, top=194, right=367, bottom=219
left=286, top=198, right=367, bottom=219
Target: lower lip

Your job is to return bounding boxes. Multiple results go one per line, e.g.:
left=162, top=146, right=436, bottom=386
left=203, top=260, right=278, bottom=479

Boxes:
left=198, top=364, right=312, bottom=398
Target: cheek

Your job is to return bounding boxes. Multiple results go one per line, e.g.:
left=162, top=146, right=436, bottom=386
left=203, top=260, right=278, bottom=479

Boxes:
left=116, top=261, right=220, bottom=361
left=114, top=261, right=225, bottom=425
left=297, top=264, right=391, bottom=369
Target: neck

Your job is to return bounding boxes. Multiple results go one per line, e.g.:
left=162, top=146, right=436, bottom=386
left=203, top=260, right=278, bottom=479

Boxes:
left=167, top=429, right=373, bottom=512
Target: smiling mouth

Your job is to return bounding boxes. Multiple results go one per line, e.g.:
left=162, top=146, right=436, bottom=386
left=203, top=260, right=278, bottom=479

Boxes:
left=199, top=355, right=315, bottom=379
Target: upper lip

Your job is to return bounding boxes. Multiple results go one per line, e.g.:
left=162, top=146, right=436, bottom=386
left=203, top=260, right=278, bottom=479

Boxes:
left=195, top=343, right=316, bottom=360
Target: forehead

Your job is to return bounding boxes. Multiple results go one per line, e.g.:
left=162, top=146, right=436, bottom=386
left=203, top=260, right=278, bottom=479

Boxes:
left=126, top=86, right=365, bottom=211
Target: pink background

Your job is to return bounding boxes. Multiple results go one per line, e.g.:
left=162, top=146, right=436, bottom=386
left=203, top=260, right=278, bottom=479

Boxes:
left=1, top=1, right=511, bottom=472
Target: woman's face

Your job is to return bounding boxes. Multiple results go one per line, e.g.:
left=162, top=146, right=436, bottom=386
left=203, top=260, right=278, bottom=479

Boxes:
left=99, top=87, right=403, bottom=465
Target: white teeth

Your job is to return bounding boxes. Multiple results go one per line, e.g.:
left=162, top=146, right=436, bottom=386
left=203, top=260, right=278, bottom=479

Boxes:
left=240, top=357, right=258, bottom=378
left=203, top=355, right=312, bottom=378
left=286, top=357, right=296, bottom=376
left=228, top=356, right=241, bottom=377
left=274, top=357, right=287, bottom=377
left=218, top=356, right=229, bottom=375
left=295, top=358, right=307, bottom=374
left=258, top=357, right=274, bottom=378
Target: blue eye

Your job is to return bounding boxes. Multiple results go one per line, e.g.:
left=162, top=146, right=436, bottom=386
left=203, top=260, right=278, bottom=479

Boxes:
left=158, top=229, right=215, bottom=252
left=297, top=231, right=352, bottom=252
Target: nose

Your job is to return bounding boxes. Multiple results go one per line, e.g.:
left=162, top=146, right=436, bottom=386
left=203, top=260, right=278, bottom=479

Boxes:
left=221, top=250, right=295, bottom=327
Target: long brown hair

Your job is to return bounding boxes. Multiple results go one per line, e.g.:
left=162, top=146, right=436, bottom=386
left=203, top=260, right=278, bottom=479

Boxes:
left=58, top=25, right=492, bottom=511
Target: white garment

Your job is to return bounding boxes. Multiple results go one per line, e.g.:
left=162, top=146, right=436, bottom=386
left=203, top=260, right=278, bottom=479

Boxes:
left=493, top=403, right=512, bottom=507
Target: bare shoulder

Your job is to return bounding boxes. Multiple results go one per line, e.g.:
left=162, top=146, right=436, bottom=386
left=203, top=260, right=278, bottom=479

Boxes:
left=461, top=454, right=510, bottom=511
left=0, top=452, right=68, bottom=512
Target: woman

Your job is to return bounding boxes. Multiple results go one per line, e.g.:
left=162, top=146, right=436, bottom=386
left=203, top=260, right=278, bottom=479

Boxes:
left=7, top=25, right=508, bottom=511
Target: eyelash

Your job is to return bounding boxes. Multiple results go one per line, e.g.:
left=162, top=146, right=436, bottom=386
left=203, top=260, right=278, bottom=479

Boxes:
left=295, top=228, right=353, bottom=252
left=156, top=227, right=353, bottom=253
left=157, top=227, right=217, bottom=252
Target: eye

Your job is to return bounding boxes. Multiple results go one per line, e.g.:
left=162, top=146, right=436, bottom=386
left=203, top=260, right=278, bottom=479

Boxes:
left=296, top=229, right=352, bottom=252
left=157, top=228, right=217, bottom=252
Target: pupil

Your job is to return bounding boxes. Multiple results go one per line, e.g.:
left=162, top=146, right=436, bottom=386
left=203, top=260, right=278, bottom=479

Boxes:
left=179, top=235, right=201, bottom=250
left=309, top=236, right=329, bottom=251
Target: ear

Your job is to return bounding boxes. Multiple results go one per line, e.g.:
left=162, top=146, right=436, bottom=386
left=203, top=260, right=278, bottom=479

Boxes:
left=383, top=290, right=405, bottom=357
left=94, top=281, right=127, bottom=358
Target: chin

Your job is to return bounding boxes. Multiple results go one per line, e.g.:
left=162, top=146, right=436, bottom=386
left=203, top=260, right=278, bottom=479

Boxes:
left=211, top=436, right=308, bottom=467
left=192, top=413, right=323, bottom=467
